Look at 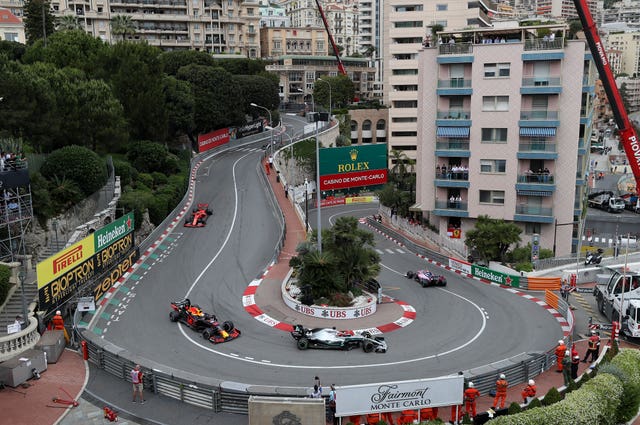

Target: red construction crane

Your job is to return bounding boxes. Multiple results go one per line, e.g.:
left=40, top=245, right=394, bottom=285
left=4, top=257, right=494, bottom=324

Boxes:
left=573, top=0, right=640, bottom=194
left=315, top=0, right=347, bottom=76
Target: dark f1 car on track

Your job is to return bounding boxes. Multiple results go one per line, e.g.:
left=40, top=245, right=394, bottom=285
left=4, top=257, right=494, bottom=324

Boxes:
left=406, top=269, right=447, bottom=287
left=169, top=299, right=240, bottom=343
left=291, top=324, right=387, bottom=353
left=184, top=203, right=213, bottom=227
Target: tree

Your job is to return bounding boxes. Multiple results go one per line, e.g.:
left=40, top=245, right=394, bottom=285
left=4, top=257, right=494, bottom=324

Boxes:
left=23, top=0, right=55, bottom=45
left=56, top=15, right=82, bottom=31
left=465, top=215, right=522, bottom=263
left=110, top=15, right=135, bottom=42
left=77, top=79, right=128, bottom=152
left=313, top=75, right=355, bottom=110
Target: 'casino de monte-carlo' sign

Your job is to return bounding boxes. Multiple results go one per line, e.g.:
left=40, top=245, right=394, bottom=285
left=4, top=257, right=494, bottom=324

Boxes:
left=335, top=375, right=464, bottom=417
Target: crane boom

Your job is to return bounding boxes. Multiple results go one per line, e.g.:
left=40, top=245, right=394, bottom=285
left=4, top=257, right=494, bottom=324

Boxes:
left=315, top=0, right=347, bottom=76
left=573, top=0, right=640, bottom=194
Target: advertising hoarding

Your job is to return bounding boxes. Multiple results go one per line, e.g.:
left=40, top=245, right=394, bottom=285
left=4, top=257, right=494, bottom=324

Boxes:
left=37, top=237, right=95, bottom=289
left=471, top=265, right=520, bottom=288
left=319, top=144, right=388, bottom=191
left=198, top=128, right=230, bottom=153
left=94, top=212, right=134, bottom=252
left=335, top=376, right=463, bottom=416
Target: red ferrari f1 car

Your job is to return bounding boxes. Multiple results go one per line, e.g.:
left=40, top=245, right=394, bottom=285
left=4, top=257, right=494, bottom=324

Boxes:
left=184, top=203, right=213, bottom=227
left=169, top=299, right=240, bottom=343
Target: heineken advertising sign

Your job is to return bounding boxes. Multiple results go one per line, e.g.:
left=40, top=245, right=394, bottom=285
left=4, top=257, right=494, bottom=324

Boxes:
left=94, top=212, right=134, bottom=252
left=319, top=144, right=388, bottom=191
left=471, top=265, right=519, bottom=288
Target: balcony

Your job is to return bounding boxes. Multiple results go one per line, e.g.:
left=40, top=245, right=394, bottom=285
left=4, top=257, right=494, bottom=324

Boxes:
left=514, top=205, right=554, bottom=223
left=437, top=42, right=473, bottom=56
left=523, top=37, right=564, bottom=51
left=517, top=141, right=558, bottom=160
left=521, top=76, right=562, bottom=95
left=435, top=172, right=470, bottom=188
left=435, top=140, right=470, bottom=157
left=515, top=173, right=556, bottom=193
left=433, top=200, right=469, bottom=217
left=520, top=110, right=558, bottom=120
left=437, top=78, right=472, bottom=96
left=436, top=110, right=470, bottom=120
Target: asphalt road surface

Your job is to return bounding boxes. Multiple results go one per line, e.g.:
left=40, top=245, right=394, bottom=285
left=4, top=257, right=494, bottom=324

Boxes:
left=87, top=134, right=564, bottom=390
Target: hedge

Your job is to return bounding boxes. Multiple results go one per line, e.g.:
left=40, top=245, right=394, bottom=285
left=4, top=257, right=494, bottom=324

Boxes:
left=0, top=265, right=11, bottom=306
left=486, top=349, right=640, bottom=424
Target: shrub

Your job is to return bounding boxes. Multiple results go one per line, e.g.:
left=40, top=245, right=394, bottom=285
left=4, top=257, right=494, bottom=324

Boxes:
left=507, top=402, right=522, bottom=415
left=609, top=349, right=640, bottom=422
left=515, top=261, right=533, bottom=272
left=541, top=387, right=562, bottom=406
left=329, top=292, right=353, bottom=307
left=113, top=158, right=134, bottom=187
left=151, top=171, right=168, bottom=186
left=526, top=397, right=542, bottom=409
left=0, top=265, right=11, bottom=305
left=40, top=145, right=107, bottom=196
left=127, top=140, right=169, bottom=173
left=136, top=173, right=154, bottom=190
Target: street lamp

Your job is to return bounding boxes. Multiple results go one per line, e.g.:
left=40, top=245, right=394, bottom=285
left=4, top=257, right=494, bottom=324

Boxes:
left=314, top=116, right=322, bottom=254
left=250, top=102, right=274, bottom=160
left=304, top=178, right=309, bottom=232
left=52, top=218, right=59, bottom=249
left=553, top=219, right=575, bottom=256
left=316, top=78, right=332, bottom=119
left=18, top=270, right=27, bottom=329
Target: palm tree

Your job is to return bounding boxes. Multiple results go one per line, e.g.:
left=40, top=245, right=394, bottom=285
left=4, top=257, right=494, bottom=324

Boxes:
left=57, top=15, right=82, bottom=31
left=110, top=15, right=135, bottom=42
left=389, top=149, right=410, bottom=186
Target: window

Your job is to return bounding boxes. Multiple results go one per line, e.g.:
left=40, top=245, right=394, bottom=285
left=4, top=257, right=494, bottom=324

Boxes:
left=393, top=69, right=418, bottom=75
left=394, top=5, right=424, bottom=12
left=4, top=32, right=18, bottom=42
left=394, top=21, right=423, bottom=28
left=484, top=63, right=510, bottom=77
left=525, top=223, right=542, bottom=235
left=393, top=100, right=418, bottom=108
left=392, top=131, right=418, bottom=137
left=480, top=160, right=506, bottom=173
left=479, top=190, right=505, bottom=204
left=393, top=117, right=417, bottom=123
left=481, top=128, right=508, bottom=143
left=482, top=96, right=509, bottom=111
left=393, top=85, right=418, bottom=91
left=436, top=4, right=448, bottom=11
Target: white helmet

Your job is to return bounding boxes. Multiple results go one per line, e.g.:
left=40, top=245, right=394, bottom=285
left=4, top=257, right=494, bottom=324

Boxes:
left=558, top=339, right=564, bottom=345
left=56, top=310, right=61, bottom=315
left=468, top=382, right=474, bottom=388
left=591, top=330, right=596, bottom=334
left=528, top=379, right=535, bottom=386
left=499, top=374, right=506, bottom=379
left=565, top=350, right=570, bottom=356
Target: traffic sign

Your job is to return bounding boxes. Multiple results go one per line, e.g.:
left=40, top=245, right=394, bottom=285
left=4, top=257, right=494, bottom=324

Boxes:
left=574, top=287, right=594, bottom=293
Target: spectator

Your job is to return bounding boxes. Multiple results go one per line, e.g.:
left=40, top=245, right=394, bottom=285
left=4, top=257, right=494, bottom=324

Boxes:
left=131, top=365, right=145, bottom=404
left=13, top=315, right=22, bottom=330
left=310, top=384, right=322, bottom=398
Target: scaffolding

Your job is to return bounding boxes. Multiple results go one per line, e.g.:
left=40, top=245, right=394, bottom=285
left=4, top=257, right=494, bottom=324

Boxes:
left=0, top=162, right=33, bottom=263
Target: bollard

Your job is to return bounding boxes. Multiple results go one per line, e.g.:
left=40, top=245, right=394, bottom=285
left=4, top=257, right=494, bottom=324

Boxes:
left=81, top=340, right=89, bottom=360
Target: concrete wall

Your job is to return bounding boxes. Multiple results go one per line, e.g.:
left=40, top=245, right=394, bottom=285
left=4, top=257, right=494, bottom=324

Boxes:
left=249, top=396, right=325, bottom=425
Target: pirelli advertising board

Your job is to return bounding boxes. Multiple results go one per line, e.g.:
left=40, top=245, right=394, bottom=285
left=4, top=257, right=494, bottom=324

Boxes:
left=37, top=213, right=135, bottom=314
left=319, top=144, right=388, bottom=191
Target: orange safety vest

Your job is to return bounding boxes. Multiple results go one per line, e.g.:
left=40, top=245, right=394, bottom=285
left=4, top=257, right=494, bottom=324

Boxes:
left=464, top=387, right=480, bottom=403
left=52, top=315, right=65, bottom=330
left=555, top=344, right=566, bottom=358
left=523, top=385, right=536, bottom=398
left=496, top=379, right=508, bottom=394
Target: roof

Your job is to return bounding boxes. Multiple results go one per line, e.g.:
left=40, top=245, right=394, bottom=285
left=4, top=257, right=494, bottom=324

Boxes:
left=0, top=8, right=21, bottom=25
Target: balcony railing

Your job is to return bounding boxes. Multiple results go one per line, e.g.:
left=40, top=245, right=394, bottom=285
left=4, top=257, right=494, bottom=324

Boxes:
left=523, top=37, right=564, bottom=51
left=515, top=205, right=553, bottom=216
left=435, top=200, right=468, bottom=210
left=518, top=142, right=556, bottom=153
left=438, top=42, right=473, bottom=55
left=436, top=141, right=470, bottom=150
left=436, top=110, right=471, bottom=120
left=520, top=110, right=558, bottom=120
left=437, top=79, right=472, bottom=89
left=436, top=171, right=469, bottom=181
left=521, top=76, right=561, bottom=87
left=517, top=174, right=555, bottom=184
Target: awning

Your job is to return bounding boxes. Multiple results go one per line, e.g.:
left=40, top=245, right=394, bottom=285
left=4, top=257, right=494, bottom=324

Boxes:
left=519, top=127, right=556, bottom=137
left=409, top=203, right=423, bottom=212
left=437, top=127, right=470, bottom=138
left=517, top=190, right=553, bottom=196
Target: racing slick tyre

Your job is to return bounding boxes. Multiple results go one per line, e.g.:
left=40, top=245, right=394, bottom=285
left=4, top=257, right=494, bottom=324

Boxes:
left=405, top=271, right=414, bottom=279
left=169, top=311, right=180, bottom=322
left=362, top=341, right=374, bottom=353
left=297, top=338, right=309, bottom=350
left=362, top=331, right=372, bottom=339
left=202, top=328, right=214, bottom=341
left=222, top=321, right=234, bottom=332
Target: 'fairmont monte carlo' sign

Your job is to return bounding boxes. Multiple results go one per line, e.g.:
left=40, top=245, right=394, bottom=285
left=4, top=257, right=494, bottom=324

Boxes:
left=319, top=144, right=388, bottom=191
left=335, top=376, right=463, bottom=416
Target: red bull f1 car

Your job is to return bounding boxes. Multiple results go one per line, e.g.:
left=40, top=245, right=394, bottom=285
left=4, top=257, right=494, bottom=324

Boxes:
left=291, top=324, right=387, bottom=353
left=169, top=299, right=240, bottom=343
left=184, top=203, right=213, bottom=227
left=406, top=269, right=447, bottom=287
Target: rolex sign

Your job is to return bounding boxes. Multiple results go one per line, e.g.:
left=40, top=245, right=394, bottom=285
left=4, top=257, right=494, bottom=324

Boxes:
left=319, top=144, right=388, bottom=191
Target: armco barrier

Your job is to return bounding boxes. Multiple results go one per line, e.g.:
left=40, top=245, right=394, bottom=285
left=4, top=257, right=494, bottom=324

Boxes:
left=76, top=135, right=567, bottom=416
